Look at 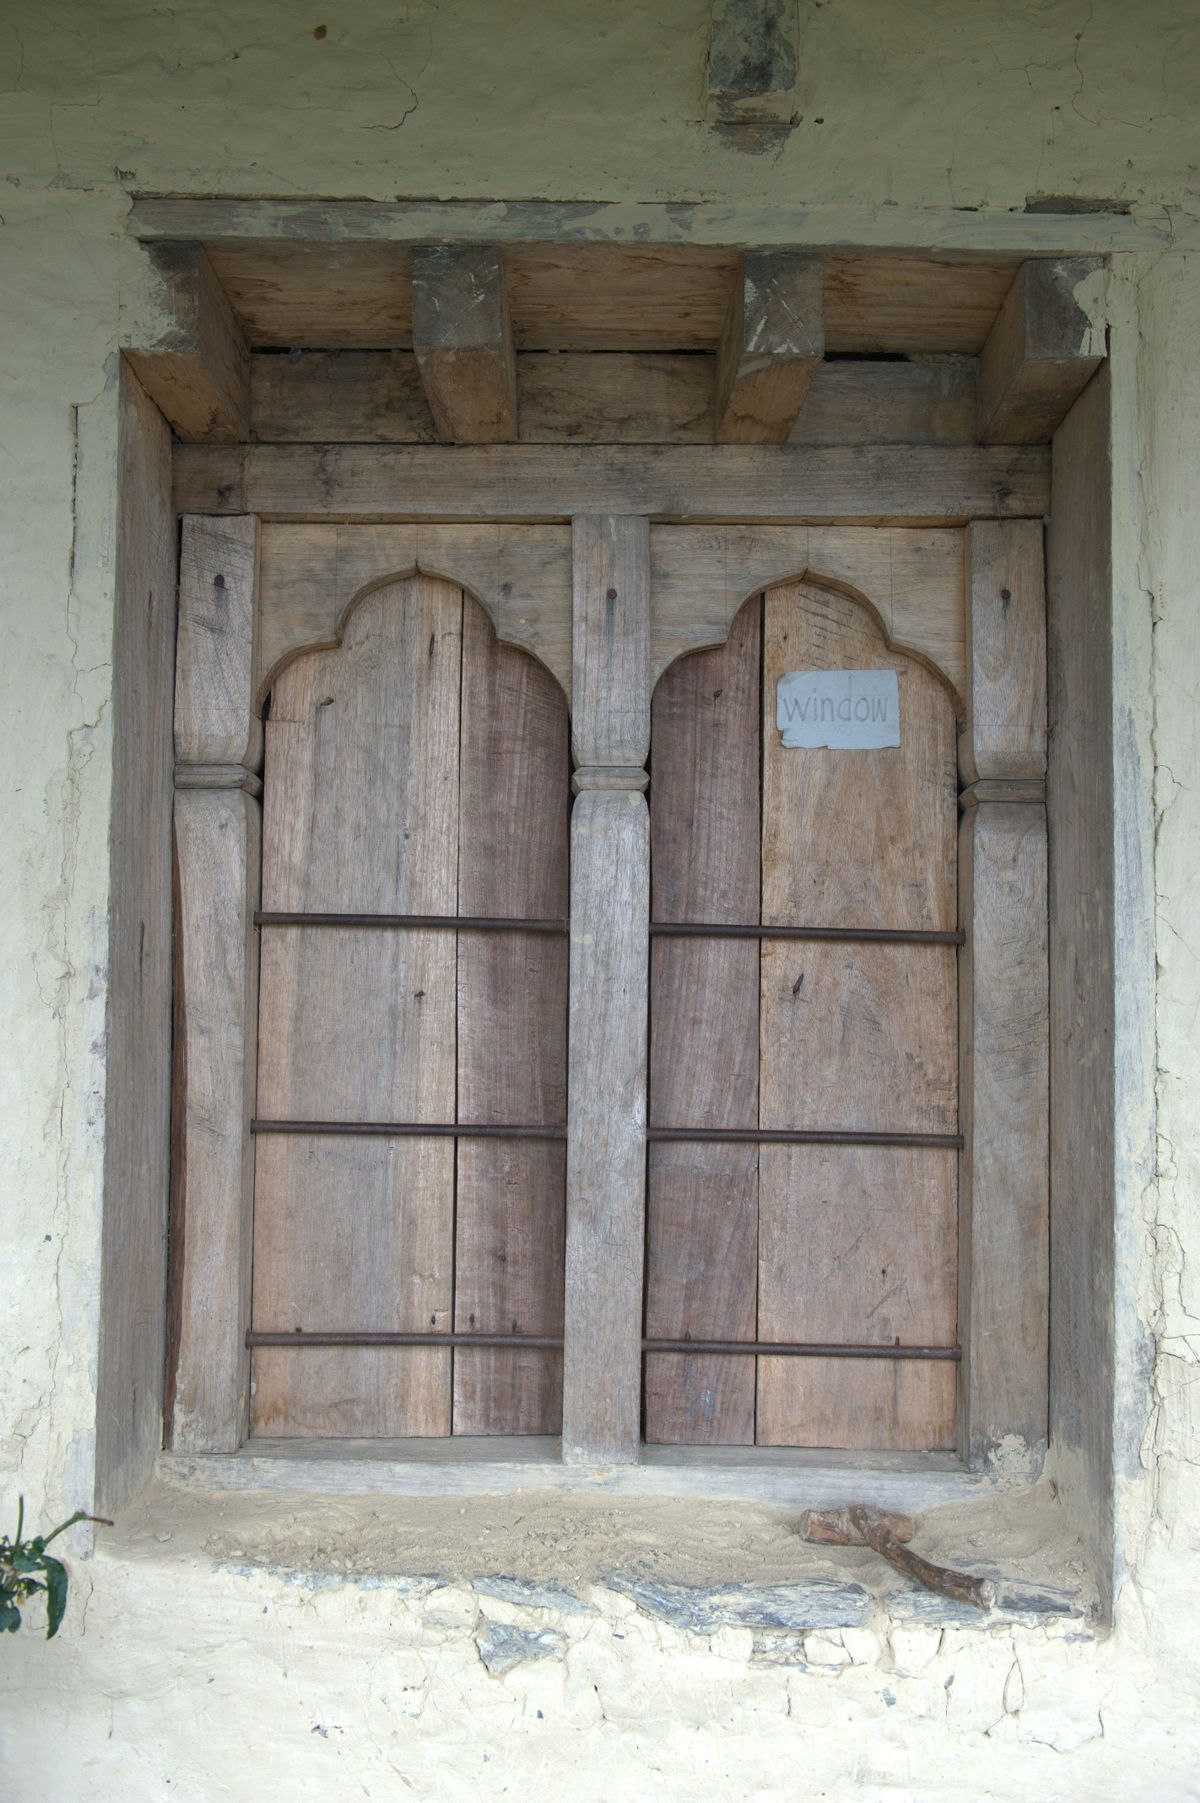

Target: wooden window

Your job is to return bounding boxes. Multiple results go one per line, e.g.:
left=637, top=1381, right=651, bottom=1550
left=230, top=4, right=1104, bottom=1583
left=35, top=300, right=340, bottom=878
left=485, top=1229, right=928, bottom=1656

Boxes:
left=646, top=582, right=959, bottom=1451
left=248, top=575, right=569, bottom=1438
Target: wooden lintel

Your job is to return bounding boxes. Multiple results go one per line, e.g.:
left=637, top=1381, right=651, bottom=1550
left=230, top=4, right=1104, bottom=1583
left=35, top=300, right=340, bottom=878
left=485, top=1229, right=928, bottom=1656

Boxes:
left=977, top=258, right=1105, bottom=445
left=126, top=243, right=250, bottom=443
left=716, top=252, right=823, bottom=444
left=411, top=244, right=517, bottom=443
left=174, top=442, right=1050, bottom=524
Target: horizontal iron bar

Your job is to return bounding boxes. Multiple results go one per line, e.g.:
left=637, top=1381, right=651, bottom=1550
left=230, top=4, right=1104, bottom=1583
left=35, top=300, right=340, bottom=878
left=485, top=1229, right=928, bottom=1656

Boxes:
left=648, top=1128, right=963, bottom=1149
left=247, top=1330, right=563, bottom=1350
left=255, top=911, right=568, bottom=934
left=650, top=922, right=964, bottom=945
left=643, top=1339, right=961, bottom=1362
left=251, top=1120, right=568, bottom=1140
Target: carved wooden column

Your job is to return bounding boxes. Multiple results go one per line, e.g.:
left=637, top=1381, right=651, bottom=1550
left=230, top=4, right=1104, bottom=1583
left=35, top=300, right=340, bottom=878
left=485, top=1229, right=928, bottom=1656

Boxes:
left=169, top=515, right=261, bottom=1452
left=958, top=520, right=1050, bottom=1471
left=562, top=516, right=651, bottom=1465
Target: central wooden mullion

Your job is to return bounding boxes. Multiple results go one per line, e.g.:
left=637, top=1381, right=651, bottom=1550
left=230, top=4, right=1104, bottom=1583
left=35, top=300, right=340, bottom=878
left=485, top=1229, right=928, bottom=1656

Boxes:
left=562, top=515, right=651, bottom=1465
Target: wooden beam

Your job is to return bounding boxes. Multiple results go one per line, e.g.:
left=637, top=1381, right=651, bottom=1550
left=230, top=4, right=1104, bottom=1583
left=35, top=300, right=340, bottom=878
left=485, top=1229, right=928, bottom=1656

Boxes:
left=95, top=364, right=177, bottom=1515
left=175, top=516, right=262, bottom=770
left=977, top=258, right=1105, bottom=444
left=715, top=252, right=824, bottom=444
left=705, top=0, right=799, bottom=132
left=562, top=789, right=650, bottom=1466
left=174, top=442, right=1051, bottom=524
left=126, top=243, right=250, bottom=443
left=127, top=195, right=1154, bottom=257
left=958, top=801, right=1049, bottom=1470
left=571, top=515, right=650, bottom=768
left=411, top=245, right=517, bottom=443
left=168, top=788, right=261, bottom=1453
left=960, top=520, right=1046, bottom=784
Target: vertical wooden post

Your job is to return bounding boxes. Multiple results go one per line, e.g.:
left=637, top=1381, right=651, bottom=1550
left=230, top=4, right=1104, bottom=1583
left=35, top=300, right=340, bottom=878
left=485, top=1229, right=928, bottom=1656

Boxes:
left=168, top=515, right=262, bottom=1452
left=958, top=520, right=1049, bottom=1471
left=563, top=516, right=650, bottom=1464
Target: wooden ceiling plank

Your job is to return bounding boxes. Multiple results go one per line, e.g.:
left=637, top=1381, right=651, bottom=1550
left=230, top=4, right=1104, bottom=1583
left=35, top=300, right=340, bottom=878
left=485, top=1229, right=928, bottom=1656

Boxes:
left=715, top=252, right=824, bottom=444
left=126, top=244, right=250, bottom=442
left=977, top=258, right=1105, bottom=444
left=412, top=245, right=518, bottom=444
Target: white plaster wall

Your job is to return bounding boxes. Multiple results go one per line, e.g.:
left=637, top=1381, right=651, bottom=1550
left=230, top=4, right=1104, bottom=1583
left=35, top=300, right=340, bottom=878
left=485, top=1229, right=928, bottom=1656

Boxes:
left=1, top=4, right=1199, bottom=1797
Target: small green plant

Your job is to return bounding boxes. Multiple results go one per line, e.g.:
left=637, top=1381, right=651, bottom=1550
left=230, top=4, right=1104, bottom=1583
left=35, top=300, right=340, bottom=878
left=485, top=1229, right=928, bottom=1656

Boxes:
left=0, top=1498, right=111, bottom=1639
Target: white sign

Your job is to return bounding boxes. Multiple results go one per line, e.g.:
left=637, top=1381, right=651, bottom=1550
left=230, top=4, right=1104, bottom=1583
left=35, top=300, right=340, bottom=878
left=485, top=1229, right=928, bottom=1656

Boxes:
left=776, top=668, right=900, bottom=749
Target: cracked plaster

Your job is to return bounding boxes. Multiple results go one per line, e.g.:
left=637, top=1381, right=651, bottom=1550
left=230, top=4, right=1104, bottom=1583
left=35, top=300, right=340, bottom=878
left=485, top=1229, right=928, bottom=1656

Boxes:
left=1, top=3, right=1199, bottom=1799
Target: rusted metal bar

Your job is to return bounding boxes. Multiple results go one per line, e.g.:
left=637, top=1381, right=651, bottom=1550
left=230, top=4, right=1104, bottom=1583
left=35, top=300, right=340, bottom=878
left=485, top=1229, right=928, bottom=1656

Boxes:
left=250, top=1120, right=568, bottom=1140
left=647, top=1127, right=963, bottom=1149
left=247, top=1329, right=565, bottom=1350
left=255, top=911, right=569, bottom=933
left=650, top=922, right=965, bottom=945
left=800, top=1504, right=996, bottom=1611
left=643, top=1338, right=960, bottom=1361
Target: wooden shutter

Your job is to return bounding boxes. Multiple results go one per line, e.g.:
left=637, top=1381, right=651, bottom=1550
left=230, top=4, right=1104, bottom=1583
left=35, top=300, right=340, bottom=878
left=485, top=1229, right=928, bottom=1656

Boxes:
left=646, top=578, right=959, bottom=1451
left=250, top=575, right=568, bottom=1437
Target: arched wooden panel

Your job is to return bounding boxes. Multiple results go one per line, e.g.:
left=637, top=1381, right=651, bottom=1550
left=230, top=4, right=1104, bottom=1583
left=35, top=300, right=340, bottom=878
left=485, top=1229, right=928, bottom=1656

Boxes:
left=250, top=575, right=568, bottom=1438
left=646, top=578, right=958, bottom=1452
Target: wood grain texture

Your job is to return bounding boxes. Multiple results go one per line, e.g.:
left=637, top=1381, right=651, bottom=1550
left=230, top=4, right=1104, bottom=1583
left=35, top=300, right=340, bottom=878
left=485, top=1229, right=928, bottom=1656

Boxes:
left=715, top=253, right=823, bottom=444
left=960, top=520, right=1047, bottom=783
left=957, top=802, right=1049, bottom=1467
left=650, top=525, right=967, bottom=701
left=412, top=245, right=517, bottom=443
left=562, top=790, right=649, bottom=1465
left=978, top=259, right=1105, bottom=444
left=127, top=243, right=250, bottom=442
left=251, top=576, right=463, bottom=1436
left=1046, top=367, right=1117, bottom=1580
left=757, top=581, right=958, bottom=1450
left=175, top=515, right=261, bottom=770
left=756, top=1146, right=957, bottom=1450
left=207, top=241, right=415, bottom=349
left=453, top=600, right=569, bottom=1435
left=173, top=442, right=1052, bottom=527
left=791, top=357, right=977, bottom=447
left=257, top=522, right=572, bottom=704
left=761, top=581, right=958, bottom=931
left=96, top=364, right=177, bottom=1514
left=645, top=602, right=762, bottom=1445
left=504, top=244, right=734, bottom=350
left=248, top=350, right=976, bottom=448
left=168, top=789, right=260, bottom=1452
left=571, top=514, right=651, bottom=767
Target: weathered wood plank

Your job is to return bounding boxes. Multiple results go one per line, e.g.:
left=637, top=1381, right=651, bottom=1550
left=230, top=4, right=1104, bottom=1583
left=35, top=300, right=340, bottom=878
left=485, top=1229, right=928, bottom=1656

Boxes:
left=978, top=258, right=1105, bottom=444
left=571, top=515, right=651, bottom=768
left=248, top=349, right=977, bottom=448
left=168, top=788, right=260, bottom=1452
left=716, top=253, right=823, bottom=443
left=172, top=442, right=1052, bottom=525
left=127, top=243, right=250, bottom=442
left=208, top=241, right=415, bottom=350
left=562, top=790, right=650, bottom=1465
left=256, top=521, right=572, bottom=705
left=175, top=515, right=261, bottom=770
left=1046, top=366, right=1118, bottom=1590
left=96, top=364, right=177, bottom=1515
left=757, top=580, right=958, bottom=1450
left=412, top=245, right=517, bottom=443
left=251, top=576, right=462, bottom=1436
left=645, top=601, right=762, bottom=1445
left=958, top=801, right=1049, bottom=1468
left=650, top=524, right=967, bottom=701
left=129, top=193, right=1150, bottom=256
left=960, top=519, right=1047, bottom=782
left=453, top=600, right=569, bottom=1435
left=791, top=356, right=977, bottom=447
